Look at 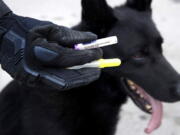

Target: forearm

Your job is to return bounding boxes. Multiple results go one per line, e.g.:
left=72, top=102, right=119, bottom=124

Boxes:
left=0, top=1, right=50, bottom=64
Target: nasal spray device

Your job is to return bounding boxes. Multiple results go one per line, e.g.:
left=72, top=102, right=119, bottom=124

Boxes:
left=74, top=36, right=118, bottom=50
left=69, top=36, right=121, bottom=69
left=68, top=59, right=121, bottom=69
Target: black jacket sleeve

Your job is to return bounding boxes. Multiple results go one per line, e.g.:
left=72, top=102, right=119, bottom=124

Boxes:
left=0, top=0, right=12, bottom=17
left=0, top=0, right=12, bottom=64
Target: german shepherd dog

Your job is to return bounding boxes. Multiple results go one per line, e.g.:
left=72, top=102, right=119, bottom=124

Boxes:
left=0, top=0, right=180, bottom=135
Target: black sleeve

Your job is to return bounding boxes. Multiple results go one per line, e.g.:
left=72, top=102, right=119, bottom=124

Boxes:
left=0, top=0, right=12, bottom=18
left=0, top=0, right=12, bottom=64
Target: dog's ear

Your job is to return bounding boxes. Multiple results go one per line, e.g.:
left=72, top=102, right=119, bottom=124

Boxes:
left=81, top=0, right=117, bottom=36
left=126, top=0, right=152, bottom=11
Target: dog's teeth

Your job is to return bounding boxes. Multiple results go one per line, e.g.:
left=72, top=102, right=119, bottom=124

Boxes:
left=131, top=86, right=137, bottom=90
left=140, top=94, right=144, bottom=98
left=136, top=90, right=140, bottom=94
left=145, top=104, right=152, bottom=110
left=128, top=80, right=135, bottom=86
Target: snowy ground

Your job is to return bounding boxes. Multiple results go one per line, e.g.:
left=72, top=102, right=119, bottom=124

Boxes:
left=0, top=0, right=180, bottom=135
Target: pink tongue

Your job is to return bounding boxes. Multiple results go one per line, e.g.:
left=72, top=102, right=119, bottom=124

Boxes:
left=136, top=86, right=163, bottom=134
left=144, top=95, right=163, bottom=134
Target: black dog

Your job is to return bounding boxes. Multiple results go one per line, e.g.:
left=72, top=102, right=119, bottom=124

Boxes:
left=0, top=0, right=180, bottom=135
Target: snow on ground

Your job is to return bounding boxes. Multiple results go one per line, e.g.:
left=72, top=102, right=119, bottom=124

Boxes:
left=0, top=0, right=180, bottom=135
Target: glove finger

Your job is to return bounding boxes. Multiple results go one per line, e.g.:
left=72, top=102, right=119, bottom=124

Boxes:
left=51, top=26, right=98, bottom=47
left=32, top=38, right=103, bottom=68
left=30, top=24, right=97, bottom=48
left=66, top=68, right=101, bottom=89
left=40, top=68, right=101, bottom=90
left=55, top=47, right=103, bottom=68
left=30, top=24, right=55, bottom=37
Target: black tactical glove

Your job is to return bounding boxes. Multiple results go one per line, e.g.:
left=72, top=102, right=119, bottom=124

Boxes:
left=28, top=24, right=103, bottom=90
left=0, top=10, right=102, bottom=90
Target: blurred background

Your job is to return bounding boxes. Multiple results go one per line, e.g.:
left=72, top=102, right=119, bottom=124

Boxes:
left=0, top=0, right=180, bottom=134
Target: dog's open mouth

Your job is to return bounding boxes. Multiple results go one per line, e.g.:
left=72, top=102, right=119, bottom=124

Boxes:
left=123, top=79, right=163, bottom=134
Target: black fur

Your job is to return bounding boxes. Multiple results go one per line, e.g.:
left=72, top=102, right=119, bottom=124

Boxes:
left=0, top=74, right=127, bottom=135
left=126, top=0, right=152, bottom=11
left=0, top=0, right=180, bottom=135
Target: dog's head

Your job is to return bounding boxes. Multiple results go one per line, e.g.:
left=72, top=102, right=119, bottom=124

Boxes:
left=76, top=0, right=180, bottom=132
left=78, top=0, right=180, bottom=102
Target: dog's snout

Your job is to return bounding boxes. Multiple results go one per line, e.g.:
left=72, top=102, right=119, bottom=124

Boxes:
left=173, top=81, right=180, bottom=100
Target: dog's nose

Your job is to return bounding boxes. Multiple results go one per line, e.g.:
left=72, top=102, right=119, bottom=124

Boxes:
left=174, top=82, right=180, bottom=99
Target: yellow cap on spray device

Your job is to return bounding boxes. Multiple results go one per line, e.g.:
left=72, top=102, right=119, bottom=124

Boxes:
left=68, top=58, right=121, bottom=69
left=98, top=59, right=121, bottom=68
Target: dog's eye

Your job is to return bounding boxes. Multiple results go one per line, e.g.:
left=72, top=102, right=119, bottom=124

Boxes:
left=132, top=52, right=146, bottom=60
left=133, top=53, right=142, bottom=58
left=132, top=47, right=149, bottom=60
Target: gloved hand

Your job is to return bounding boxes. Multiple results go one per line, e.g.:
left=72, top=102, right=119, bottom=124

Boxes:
left=0, top=12, right=103, bottom=90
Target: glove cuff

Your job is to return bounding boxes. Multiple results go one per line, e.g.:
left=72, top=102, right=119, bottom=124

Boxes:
left=0, top=0, right=12, bottom=18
